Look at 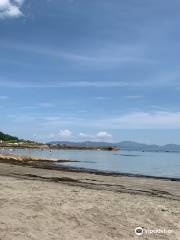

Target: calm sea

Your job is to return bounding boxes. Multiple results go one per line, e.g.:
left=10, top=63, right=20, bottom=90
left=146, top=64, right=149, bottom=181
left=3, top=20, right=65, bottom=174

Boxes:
left=1, top=148, right=180, bottom=178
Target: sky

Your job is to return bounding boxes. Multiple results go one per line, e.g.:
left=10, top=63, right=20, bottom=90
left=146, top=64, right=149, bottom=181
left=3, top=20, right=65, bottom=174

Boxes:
left=0, top=0, right=180, bottom=144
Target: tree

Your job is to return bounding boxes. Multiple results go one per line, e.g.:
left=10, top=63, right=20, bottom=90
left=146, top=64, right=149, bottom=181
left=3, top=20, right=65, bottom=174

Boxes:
left=0, top=131, right=19, bottom=142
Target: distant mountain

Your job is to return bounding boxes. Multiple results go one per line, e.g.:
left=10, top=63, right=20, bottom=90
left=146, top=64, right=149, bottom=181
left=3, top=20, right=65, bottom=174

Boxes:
left=162, top=144, right=180, bottom=152
left=49, top=141, right=115, bottom=147
left=48, top=140, right=180, bottom=152
left=116, top=141, right=180, bottom=151
left=0, top=131, right=19, bottom=142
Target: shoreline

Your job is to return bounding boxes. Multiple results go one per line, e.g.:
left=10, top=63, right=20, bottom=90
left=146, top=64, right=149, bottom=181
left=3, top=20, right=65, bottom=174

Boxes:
left=0, top=152, right=179, bottom=182
left=0, top=155, right=180, bottom=201
left=53, top=164, right=180, bottom=182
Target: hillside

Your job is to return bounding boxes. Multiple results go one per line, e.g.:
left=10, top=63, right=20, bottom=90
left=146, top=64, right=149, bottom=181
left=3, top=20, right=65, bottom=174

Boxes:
left=48, top=141, right=180, bottom=152
left=0, top=131, right=19, bottom=142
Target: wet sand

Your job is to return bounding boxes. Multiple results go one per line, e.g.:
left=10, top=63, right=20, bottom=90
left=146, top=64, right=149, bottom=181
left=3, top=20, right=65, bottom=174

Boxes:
left=0, top=154, right=179, bottom=240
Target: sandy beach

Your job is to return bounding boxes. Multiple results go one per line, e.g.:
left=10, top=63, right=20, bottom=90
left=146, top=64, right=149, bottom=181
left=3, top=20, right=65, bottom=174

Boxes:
left=0, top=155, right=179, bottom=240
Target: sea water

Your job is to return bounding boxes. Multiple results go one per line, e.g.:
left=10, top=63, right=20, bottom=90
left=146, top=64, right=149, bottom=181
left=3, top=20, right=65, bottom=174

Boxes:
left=1, top=148, right=180, bottom=178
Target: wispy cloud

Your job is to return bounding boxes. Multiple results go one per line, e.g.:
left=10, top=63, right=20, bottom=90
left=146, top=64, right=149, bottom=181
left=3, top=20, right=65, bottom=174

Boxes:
left=0, top=78, right=179, bottom=89
left=0, top=95, right=8, bottom=100
left=91, top=96, right=110, bottom=101
left=0, top=79, right=126, bottom=88
left=0, top=0, right=25, bottom=18
left=9, top=111, right=180, bottom=130
left=95, top=111, right=180, bottom=129
left=0, top=40, right=153, bottom=68
left=125, top=95, right=143, bottom=99
left=38, top=102, right=55, bottom=108
left=43, top=111, right=180, bottom=129
left=16, top=102, right=55, bottom=110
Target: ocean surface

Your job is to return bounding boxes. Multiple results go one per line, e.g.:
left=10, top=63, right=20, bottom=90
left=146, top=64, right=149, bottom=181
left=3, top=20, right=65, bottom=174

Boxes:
left=1, top=148, right=180, bottom=178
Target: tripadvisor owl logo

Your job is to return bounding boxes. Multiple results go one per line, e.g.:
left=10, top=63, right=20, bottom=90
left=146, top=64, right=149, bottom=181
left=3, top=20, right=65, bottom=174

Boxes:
left=135, top=227, right=144, bottom=236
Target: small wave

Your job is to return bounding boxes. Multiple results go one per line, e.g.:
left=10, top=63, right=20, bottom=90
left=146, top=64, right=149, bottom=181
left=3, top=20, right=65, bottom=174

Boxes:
left=113, top=154, right=141, bottom=157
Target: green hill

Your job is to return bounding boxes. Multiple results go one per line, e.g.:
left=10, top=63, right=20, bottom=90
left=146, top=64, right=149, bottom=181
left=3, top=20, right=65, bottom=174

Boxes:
left=0, top=131, right=19, bottom=142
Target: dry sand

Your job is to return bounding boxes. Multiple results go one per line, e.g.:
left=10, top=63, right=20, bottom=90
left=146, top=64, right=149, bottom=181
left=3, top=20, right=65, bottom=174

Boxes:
left=0, top=158, right=179, bottom=240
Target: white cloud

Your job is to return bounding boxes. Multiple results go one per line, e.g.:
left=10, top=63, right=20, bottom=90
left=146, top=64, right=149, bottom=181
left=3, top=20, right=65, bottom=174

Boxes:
left=58, top=129, right=72, bottom=138
left=31, top=130, right=113, bottom=142
left=0, top=0, right=25, bottom=18
left=96, top=131, right=112, bottom=139
left=79, top=133, right=91, bottom=138
left=79, top=131, right=112, bottom=141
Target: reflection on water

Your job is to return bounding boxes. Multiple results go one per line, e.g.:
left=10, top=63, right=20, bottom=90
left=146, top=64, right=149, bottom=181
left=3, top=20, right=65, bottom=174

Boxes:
left=0, top=148, right=180, bottom=178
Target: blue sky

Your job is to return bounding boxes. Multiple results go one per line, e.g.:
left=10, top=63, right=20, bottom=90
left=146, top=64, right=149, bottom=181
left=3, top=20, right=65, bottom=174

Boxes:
left=0, top=0, right=180, bottom=144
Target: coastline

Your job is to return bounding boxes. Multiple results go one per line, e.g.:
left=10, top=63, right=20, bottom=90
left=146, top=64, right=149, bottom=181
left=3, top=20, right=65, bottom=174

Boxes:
left=0, top=152, right=179, bottom=181
left=0, top=143, right=119, bottom=151
left=0, top=153, right=179, bottom=239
